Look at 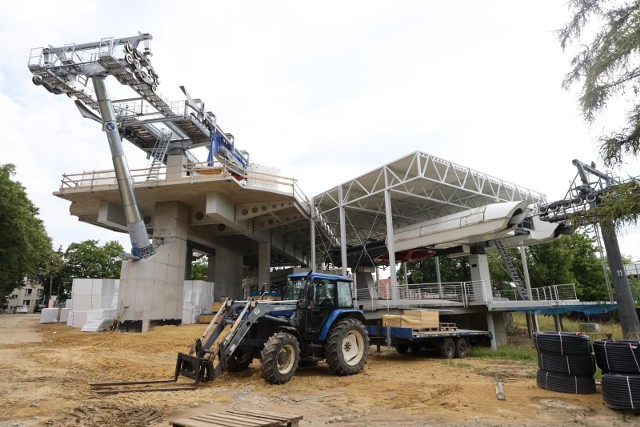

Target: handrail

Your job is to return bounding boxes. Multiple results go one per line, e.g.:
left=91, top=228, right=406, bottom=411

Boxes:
left=56, top=161, right=310, bottom=207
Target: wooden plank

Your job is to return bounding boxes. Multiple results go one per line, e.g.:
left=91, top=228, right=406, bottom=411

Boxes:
left=195, top=413, right=272, bottom=426
left=226, top=409, right=303, bottom=424
left=192, top=415, right=257, bottom=427
left=171, top=419, right=226, bottom=427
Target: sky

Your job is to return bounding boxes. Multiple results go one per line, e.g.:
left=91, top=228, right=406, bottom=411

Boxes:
left=1, top=0, right=640, bottom=261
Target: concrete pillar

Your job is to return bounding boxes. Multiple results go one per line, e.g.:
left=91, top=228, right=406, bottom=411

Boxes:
left=214, top=247, right=243, bottom=299
left=258, top=241, right=271, bottom=292
left=469, top=254, right=492, bottom=303
left=485, top=311, right=506, bottom=350
left=118, top=201, right=189, bottom=332
left=207, top=254, right=215, bottom=282
left=166, top=153, right=187, bottom=180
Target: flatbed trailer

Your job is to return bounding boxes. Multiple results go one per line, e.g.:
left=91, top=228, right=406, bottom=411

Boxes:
left=366, top=324, right=492, bottom=358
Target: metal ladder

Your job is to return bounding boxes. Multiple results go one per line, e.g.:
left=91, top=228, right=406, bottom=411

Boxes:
left=494, top=240, right=529, bottom=300
left=146, top=131, right=172, bottom=180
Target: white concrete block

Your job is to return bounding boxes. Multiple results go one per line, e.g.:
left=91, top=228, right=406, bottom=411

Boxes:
left=59, top=308, right=71, bottom=323
left=39, top=308, right=59, bottom=323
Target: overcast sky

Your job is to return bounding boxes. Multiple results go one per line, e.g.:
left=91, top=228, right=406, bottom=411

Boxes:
left=1, top=1, right=639, bottom=261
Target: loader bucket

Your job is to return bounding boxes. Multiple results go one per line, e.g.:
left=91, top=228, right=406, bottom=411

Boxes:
left=175, top=352, right=213, bottom=385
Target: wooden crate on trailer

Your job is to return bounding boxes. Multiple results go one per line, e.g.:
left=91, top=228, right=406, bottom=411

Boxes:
left=403, top=309, right=439, bottom=330
left=382, top=314, right=423, bottom=329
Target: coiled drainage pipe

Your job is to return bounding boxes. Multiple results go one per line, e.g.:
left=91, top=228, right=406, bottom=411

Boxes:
left=602, top=374, right=640, bottom=410
left=536, top=369, right=596, bottom=394
left=537, top=352, right=596, bottom=377
left=594, top=340, right=640, bottom=374
left=533, top=332, right=592, bottom=355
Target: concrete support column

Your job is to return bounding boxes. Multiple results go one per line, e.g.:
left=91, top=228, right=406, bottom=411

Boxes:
left=214, top=247, right=243, bottom=299
left=166, top=153, right=187, bottom=180
left=118, top=201, right=190, bottom=332
left=258, top=241, right=271, bottom=292
left=486, top=311, right=505, bottom=350
left=469, top=254, right=492, bottom=303
left=207, top=254, right=215, bottom=282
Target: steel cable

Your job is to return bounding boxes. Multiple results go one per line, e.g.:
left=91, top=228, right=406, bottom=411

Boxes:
left=533, top=332, right=592, bottom=356
left=536, top=369, right=596, bottom=394
left=601, top=374, right=640, bottom=410
left=537, top=352, right=596, bottom=377
left=594, top=340, right=640, bottom=374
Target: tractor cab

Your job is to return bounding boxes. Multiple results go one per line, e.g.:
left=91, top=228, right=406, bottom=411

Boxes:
left=285, top=272, right=356, bottom=339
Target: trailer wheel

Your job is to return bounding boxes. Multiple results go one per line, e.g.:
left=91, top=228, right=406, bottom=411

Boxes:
left=326, top=318, right=369, bottom=376
left=395, top=343, right=409, bottom=354
left=455, top=338, right=469, bottom=358
left=439, top=338, right=455, bottom=359
left=260, top=332, right=300, bottom=384
left=227, top=346, right=253, bottom=372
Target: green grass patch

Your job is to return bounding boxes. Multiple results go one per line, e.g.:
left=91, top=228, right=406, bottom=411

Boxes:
left=469, top=344, right=537, bottom=363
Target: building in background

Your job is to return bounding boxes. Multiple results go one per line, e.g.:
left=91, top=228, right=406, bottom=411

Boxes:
left=5, top=281, right=45, bottom=313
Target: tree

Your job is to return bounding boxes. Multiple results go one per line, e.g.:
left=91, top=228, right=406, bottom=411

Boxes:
left=560, top=1, right=640, bottom=167
left=403, top=256, right=471, bottom=284
left=60, top=240, right=124, bottom=294
left=191, top=256, right=209, bottom=280
left=0, top=164, right=54, bottom=301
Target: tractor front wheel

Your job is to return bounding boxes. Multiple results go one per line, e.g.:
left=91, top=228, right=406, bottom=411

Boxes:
left=227, top=346, right=253, bottom=372
left=260, top=332, right=300, bottom=384
left=326, top=318, right=369, bottom=376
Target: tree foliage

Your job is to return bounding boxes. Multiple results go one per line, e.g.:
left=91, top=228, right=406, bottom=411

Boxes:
left=60, top=240, right=124, bottom=293
left=0, top=164, right=53, bottom=300
left=403, top=256, right=471, bottom=284
left=560, top=0, right=640, bottom=166
left=191, top=256, right=209, bottom=280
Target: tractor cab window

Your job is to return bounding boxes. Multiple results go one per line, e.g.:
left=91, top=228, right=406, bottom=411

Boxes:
left=282, top=278, right=305, bottom=301
left=336, top=281, right=353, bottom=308
left=313, top=279, right=335, bottom=308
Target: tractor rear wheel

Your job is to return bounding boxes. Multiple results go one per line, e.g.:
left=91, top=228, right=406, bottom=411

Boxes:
left=227, top=346, right=253, bottom=372
left=260, top=332, right=300, bottom=384
left=326, top=318, right=369, bottom=376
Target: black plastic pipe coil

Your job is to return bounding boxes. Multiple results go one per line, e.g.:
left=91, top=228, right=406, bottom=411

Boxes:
left=536, top=369, right=596, bottom=394
left=537, top=352, right=596, bottom=377
left=594, top=340, right=640, bottom=374
left=602, top=374, right=640, bottom=410
left=533, top=332, right=592, bottom=355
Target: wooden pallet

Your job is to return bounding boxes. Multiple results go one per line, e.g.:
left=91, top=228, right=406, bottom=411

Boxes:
left=170, top=409, right=303, bottom=427
left=439, top=322, right=458, bottom=331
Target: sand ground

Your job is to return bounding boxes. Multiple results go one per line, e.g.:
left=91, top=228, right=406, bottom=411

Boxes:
left=0, top=313, right=637, bottom=426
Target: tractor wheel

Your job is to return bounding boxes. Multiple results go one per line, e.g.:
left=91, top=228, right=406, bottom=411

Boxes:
left=227, top=346, right=253, bottom=372
left=395, top=343, right=409, bottom=354
left=439, top=338, right=455, bottom=359
left=260, top=332, right=300, bottom=384
left=455, top=338, right=469, bottom=359
left=326, top=318, right=369, bottom=376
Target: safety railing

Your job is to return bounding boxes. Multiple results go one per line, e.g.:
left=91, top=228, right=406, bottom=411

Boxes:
left=492, top=283, right=578, bottom=302
left=57, top=161, right=310, bottom=208
left=354, top=280, right=486, bottom=311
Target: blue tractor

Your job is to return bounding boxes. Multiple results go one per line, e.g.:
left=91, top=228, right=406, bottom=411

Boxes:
left=177, top=272, right=369, bottom=385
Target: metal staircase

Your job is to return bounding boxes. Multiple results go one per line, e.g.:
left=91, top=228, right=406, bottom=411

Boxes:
left=494, top=239, right=529, bottom=300
left=146, top=131, right=172, bottom=180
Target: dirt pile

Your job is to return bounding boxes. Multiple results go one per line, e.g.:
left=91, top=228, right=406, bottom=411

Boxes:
left=0, top=314, right=635, bottom=426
